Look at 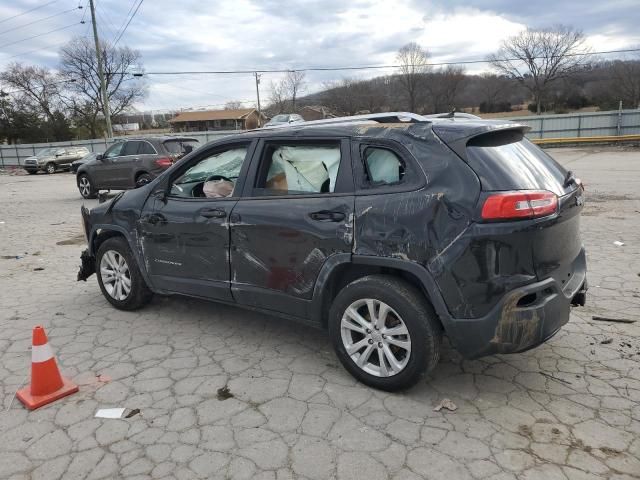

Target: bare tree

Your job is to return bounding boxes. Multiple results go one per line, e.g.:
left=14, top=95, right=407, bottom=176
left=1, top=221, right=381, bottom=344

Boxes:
left=268, top=80, right=288, bottom=115
left=59, top=37, right=146, bottom=137
left=0, top=63, right=63, bottom=123
left=477, top=73, right=513, bottom=112
left=283, top=70, right=306, bottom=112
left=489, top=25, right=589, bottom=114
left=425, top=66, right=467, bottom=113
left=396, top=42, right=430, bottom=112
left=610, top=58, right=640, bottom=109
left=224, top=100, right=244, bottom=110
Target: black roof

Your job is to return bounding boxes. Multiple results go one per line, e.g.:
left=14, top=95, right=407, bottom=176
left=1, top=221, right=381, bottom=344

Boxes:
left=113, top=135, right=199, bottom=142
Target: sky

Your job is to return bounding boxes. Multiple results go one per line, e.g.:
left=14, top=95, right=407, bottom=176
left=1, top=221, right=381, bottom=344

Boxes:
left=0, top=0, right=638, bottom=112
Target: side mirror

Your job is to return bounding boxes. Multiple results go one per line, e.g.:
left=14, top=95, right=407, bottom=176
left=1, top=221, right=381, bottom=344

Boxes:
left=96, top=154, right=104, bottom=161
left=152, top=187, right=167, bottom=203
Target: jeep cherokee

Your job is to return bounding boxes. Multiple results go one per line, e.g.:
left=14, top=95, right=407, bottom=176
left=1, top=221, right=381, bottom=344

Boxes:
left=77, top=113, right=587, bottom=391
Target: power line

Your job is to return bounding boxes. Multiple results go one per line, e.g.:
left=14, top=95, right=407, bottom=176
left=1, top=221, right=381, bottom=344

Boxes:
left=0, top=78, right=77, bottom=96
left=0, top=22, right=84, bottom=50
left=0, top=0, right=60, bottom=25
left=0, top=6, right=83, bottom=37
left=135, top=47, right=640, bottom=76
left=112, top=0, right=143, bottom=47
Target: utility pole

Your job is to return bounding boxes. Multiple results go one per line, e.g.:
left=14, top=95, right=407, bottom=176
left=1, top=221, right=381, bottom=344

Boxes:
left=254, top=71, right=262, bottom=127
left=89, top=0, right=113, bottom=138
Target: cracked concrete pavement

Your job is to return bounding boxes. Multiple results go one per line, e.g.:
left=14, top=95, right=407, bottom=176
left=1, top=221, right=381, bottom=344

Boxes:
left=0, top=146, right=639, bottom=480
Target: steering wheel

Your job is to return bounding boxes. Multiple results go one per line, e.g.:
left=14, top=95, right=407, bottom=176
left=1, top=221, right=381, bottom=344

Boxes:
left=205, top=174, right=232, bottom=183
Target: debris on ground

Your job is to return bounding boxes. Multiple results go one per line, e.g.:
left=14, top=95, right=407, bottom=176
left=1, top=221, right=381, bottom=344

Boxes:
left=217, top=385, right=234, bottom=400
left=95, top=408, right=126, bottom=419
left=433, top=398, right=457, bottom=412
left=600, top=338, right=613, bottom=344
left=1, top=255, right=23, bottom=260
left=124, top=408, right=141, bottom=418
left=56, top=234, right=86, bottom=246
left=540, top=372, right=572, bottom=385
left=33, top=267, right=45, bottom=271
left=592, top=315, right=637, bottom=324
left=613, top=240, right=625, bottom=246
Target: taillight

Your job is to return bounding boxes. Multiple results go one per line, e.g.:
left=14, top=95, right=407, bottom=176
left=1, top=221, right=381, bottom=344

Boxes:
left=154, top=157, right=173, bottom=168
left=481, top=190, right=558, bottom=221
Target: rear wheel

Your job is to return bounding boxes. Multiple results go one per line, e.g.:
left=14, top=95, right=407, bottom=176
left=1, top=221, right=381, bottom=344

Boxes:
left=45, top=162, right=56, bottom=174
left=328, top=275, right=441, bottom=391
left=96, top=237, right=153, bottom=310
left=135, top=173, right=152, bottom=188
left=77, top=174, right=97, bottom=199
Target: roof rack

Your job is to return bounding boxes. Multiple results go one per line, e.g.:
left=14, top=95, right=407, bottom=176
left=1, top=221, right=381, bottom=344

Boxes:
left=262, top=112, right=428, bottom=130
left=422, top=112, right=480, bottom=120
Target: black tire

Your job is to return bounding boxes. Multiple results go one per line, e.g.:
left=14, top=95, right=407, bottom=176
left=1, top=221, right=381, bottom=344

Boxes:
left=77, top=174, right=98, bottom=199
left=96, top=236, right=153, bottom=310
left=135, top=173, right=152, bottom=188
left=45, top=162, right=56, bottom=174
left=328, top=274, right=442, bottom=391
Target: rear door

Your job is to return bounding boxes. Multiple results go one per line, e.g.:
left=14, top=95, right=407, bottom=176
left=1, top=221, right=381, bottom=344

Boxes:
left=230, top=138, right=354, bottom=318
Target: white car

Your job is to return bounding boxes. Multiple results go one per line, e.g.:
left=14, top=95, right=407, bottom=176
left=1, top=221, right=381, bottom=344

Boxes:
left=264, top=114, right=305, bottom=127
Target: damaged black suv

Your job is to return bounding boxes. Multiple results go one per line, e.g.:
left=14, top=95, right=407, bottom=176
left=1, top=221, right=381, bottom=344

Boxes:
left=78, top=112, right=587, bottom=391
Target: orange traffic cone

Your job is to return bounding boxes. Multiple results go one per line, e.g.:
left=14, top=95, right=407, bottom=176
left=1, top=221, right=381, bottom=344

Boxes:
left=16, top=326, right=78, bottom=410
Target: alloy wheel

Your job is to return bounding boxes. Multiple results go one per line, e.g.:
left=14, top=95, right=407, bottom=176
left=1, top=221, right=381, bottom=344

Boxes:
left=100, top=250, right=132, bottom=301
left=79, top=177, right=91, bottom=197
left=340, top=298, right=412, bottom=377
left=46, top=164, right=55, bottom=174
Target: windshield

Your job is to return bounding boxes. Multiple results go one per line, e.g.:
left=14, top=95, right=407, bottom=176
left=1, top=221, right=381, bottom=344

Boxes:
left=163, top=139, right=199, bottom=155
left=270, top=115, right=290, bottom=122
left=465, top=130, right=571, bottom=196
left=35, top=148, right=57, bottom=157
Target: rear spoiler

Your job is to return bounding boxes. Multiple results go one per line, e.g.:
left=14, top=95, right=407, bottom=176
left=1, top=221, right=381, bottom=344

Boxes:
left=432, top=122, right=531, bottom=160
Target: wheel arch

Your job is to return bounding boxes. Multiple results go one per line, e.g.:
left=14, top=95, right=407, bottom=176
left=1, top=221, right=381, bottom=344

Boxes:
left=311, top=255, right=454, bottom=334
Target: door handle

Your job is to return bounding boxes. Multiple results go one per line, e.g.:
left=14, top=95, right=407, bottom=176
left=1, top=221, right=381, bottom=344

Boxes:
left=310, top=210, right=346, bottom=222
left=200, top=208, right=227, bottom=219
left=144, top=213, right=167, bottom=225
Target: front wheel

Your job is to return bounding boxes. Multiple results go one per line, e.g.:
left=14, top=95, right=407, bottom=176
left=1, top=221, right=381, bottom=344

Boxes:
left=135, top=173, right=152, bottom=188
left=45, top=162, right=56, bottom=174
left=328, top=275, right=442, bottom=391
left=96, top=237, right=153, bottom=310
left=77, top=174, right=97, bottom=199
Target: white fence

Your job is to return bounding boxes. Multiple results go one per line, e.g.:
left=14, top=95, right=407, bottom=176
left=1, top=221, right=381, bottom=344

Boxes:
left=0, top=131, right=241, bottom=168
left=2, top=108, right=640, bottom=167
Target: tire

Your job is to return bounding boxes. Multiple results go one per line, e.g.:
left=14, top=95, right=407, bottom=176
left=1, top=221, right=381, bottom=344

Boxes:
left=77, top=174, right=98, bottom=199
left=45, top=162, right=56, bottom=174
left=96, top=236, right=153, bottom=310
left=135, top=173, right=152, bottom=188
left=328, top=274, right=442, bottom=391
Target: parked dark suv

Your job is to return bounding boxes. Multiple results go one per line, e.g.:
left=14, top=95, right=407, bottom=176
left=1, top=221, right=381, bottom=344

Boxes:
left=76, top=136, right=199, bottom=199
left=77, top=113, right=587, bottom=391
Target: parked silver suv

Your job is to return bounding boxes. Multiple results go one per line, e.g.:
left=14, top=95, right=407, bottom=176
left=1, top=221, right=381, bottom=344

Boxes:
left=23, top=146, right=91, bottom=174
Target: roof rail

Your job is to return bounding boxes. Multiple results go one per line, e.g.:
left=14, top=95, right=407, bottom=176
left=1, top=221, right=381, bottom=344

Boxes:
left=266, top=112, right=429, bottom=129
left=422, top=112, right=481, bottom=120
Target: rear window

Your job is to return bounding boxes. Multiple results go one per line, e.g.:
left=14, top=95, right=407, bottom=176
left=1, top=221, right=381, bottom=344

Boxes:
left=466, top=130, right=570, bottom=196
left=163, top=139, right=199, bottom=156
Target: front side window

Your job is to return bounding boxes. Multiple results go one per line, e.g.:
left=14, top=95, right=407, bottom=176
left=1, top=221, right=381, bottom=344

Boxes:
left=255, top=144, right=341, bottom=195
left=104, top=142, right=125, bottom=159
left=170, top=146, right=248, bottom=199
left=363, top=147, right=405, bottom=185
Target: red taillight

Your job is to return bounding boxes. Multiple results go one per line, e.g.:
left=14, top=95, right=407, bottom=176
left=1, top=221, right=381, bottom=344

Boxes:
left=154, top=157, right=173, bottom=168
left=481, top=190, right=558, bottom=221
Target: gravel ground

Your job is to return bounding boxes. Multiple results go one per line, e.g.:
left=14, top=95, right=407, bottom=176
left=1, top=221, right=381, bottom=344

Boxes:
left=0, top=147, right=639, bottom=480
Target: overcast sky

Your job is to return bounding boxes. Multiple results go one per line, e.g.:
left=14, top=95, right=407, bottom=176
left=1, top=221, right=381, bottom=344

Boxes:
left=0, top=0, right=638, bottom=112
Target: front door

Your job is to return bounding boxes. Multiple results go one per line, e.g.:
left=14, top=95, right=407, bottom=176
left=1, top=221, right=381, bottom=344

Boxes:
left=139, top=141, right=254, bottom=301
left=93, top=142, right=126, bottom=188
left=230, top=139, right=354, bottom=318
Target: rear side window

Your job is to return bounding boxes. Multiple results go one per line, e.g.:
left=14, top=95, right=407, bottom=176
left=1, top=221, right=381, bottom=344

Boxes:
left=363, top=147, right=405, bottom=185
left=466, top=130, right=570, bottom=196
left=138, top=142, right=156, bottom=154
left=255, top=144, right=341, bottom=195
left=164, top=140, right=199, bottom=156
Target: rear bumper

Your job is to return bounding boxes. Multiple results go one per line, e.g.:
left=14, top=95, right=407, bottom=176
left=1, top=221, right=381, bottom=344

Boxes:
left=446, top=247, right=587, bottom=359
